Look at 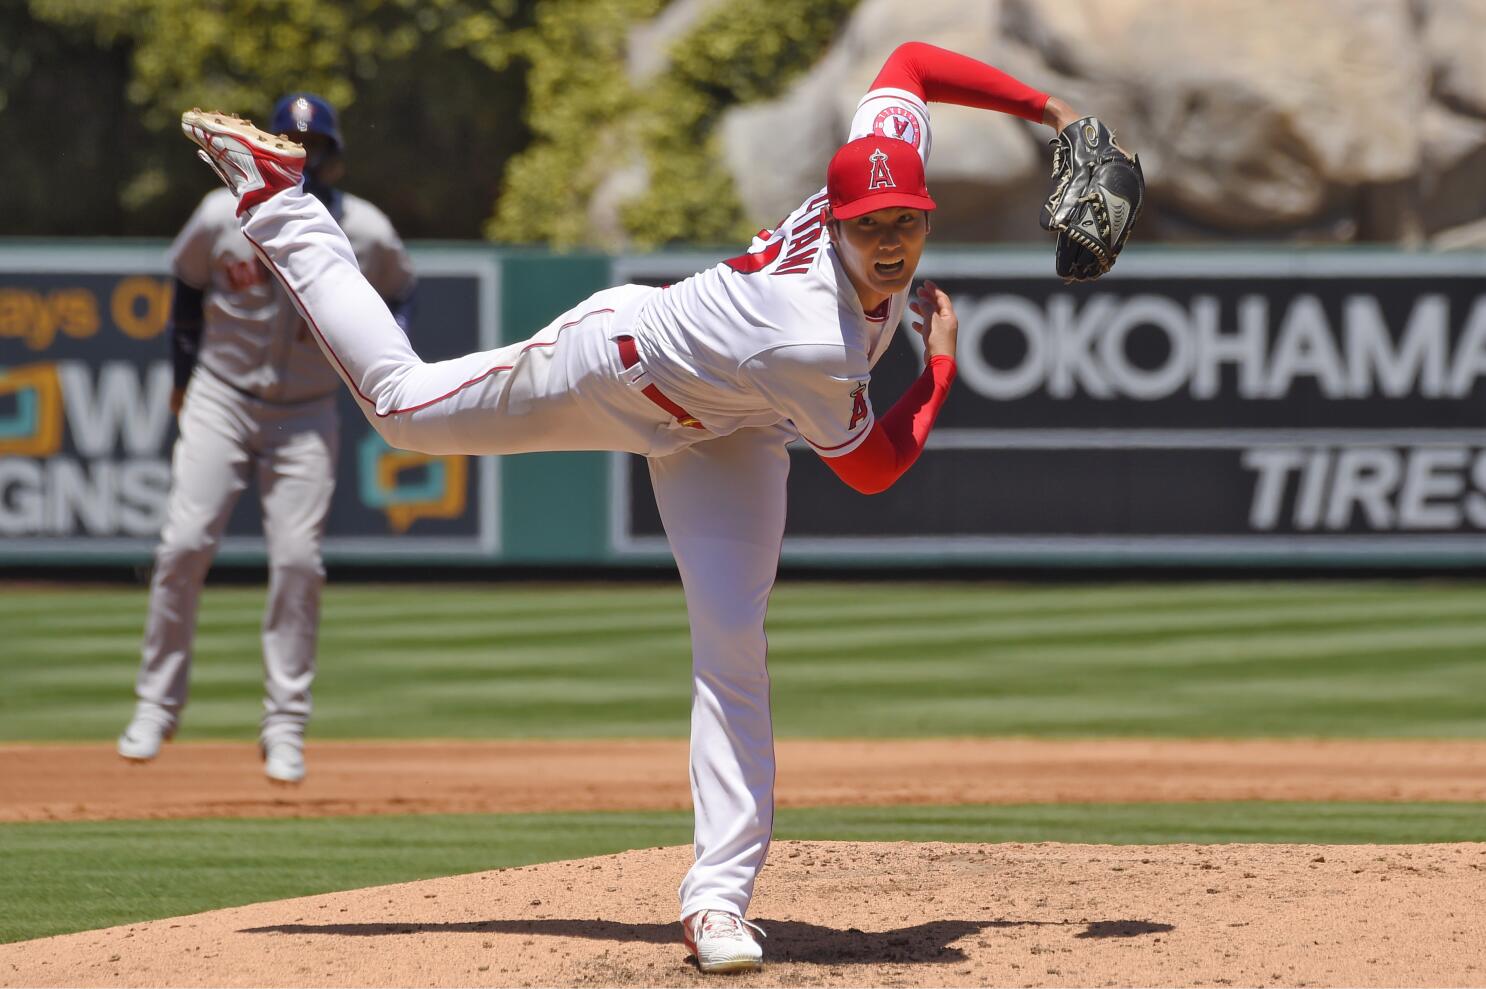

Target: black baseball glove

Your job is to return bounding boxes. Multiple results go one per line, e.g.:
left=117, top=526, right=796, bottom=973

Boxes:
left=1040, top=116, right=1144, bottom=282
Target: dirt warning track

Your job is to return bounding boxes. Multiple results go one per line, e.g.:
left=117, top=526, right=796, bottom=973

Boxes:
left=4, top=737, right=1486, bottom=823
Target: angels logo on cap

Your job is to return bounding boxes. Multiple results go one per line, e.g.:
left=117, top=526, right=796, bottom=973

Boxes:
left=827, top=136, right=936, bottom=220
left=867, top=148, right=895, bottom=191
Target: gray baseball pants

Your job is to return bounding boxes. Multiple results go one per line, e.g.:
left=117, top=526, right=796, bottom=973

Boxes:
left=132, top=368, right=338, bottom=746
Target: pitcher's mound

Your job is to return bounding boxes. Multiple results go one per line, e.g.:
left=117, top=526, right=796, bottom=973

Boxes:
left=3, top=840, right=1482, bottom=987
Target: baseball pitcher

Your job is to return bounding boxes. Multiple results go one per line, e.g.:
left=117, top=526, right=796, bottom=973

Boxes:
left=177, top=41, right=1138, bottom=967
left=118, top=94, right=417, bottom=785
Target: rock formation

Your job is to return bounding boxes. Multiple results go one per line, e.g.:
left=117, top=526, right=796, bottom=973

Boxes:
left=712, top=0, right=1486, bottom=246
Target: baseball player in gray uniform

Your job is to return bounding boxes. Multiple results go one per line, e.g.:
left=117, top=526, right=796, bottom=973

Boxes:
left=118, top=93, right=416, bottom=784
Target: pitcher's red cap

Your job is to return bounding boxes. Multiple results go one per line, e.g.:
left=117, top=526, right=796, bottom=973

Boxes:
left=827, top=136, right=936, bottom=220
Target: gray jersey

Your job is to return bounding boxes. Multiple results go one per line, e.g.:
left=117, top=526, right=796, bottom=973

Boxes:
left=170, top=187, right=415, bottom=403
left=127, top=187, right=413, bottom=757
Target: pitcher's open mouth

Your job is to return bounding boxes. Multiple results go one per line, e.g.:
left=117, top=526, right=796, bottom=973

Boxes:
left=874, top=260, right=905, bottom=277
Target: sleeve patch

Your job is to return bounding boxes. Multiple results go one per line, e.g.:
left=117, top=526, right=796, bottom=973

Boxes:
left=872, top=106, right=922, bottom=150
left=848, top=382, right=870, bottom=430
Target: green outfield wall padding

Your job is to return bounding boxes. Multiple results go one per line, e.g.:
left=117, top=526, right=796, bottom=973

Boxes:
left=496, top=253, right=617, bottom=563
left=3, top=242, right=1485, bottom=569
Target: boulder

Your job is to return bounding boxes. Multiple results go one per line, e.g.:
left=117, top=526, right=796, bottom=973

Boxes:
left=720, top=0, right=1049, bottom=238
left=712, top=0, right=1482, bottom=243
left=1419, top=0, right=1486, bottom=117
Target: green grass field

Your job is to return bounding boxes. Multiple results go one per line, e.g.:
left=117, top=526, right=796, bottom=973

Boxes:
left=4, top=580, right=1485, bottom=741
left=4, top=579, right=1484, bottom=945
left=4, top=803, right=1483, bottom=944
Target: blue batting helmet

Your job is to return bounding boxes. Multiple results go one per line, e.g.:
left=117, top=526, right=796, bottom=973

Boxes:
left=270, top=93, right=343, bottom=152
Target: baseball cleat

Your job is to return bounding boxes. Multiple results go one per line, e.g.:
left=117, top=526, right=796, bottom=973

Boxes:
left=181, top=108, right=305, bottom=216
left=682, top=910, right=765, bottom=973
left=117, top=716, right=173, bottom=762
left=262, top=739, right=306, bottom=785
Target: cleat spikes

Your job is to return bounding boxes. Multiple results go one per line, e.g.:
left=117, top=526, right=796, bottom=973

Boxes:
left=180, top=107, right=305, bottom=215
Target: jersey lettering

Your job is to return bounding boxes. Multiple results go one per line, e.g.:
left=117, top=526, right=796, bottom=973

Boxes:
left=722, top=193, right=834, bottom=278
left=223, top=258, right=266, bottom=292
left=723, top=237, right=784, bottom=274
left=774, top=206, right=830, bottom=276
left=848, top=383, right=869, bottom=430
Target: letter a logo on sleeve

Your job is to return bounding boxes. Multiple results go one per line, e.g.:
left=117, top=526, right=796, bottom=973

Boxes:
left=848, top=383, right=869, bottom=430
left=867, top=148, right=896, bottom=191
left=872, top=107, right=921, bottom=150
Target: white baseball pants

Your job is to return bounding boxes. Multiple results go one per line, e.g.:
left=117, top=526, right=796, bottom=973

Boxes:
left=242, top=188, right=788, bottom=920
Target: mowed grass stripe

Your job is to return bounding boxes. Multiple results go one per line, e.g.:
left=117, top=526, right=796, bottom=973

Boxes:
left=991, top=620, right=1486, bottom=667
left=770, top=580, right=1424, bottom=608
left=325, top=642, right=691, bottom=674
left=19, top=585, right=1476, bottom=653
left=10, top=594, right=662, bottom=631
left=11, top=580, right=1449, bottom=625
left=41, top=622, right=1477, bottom=695
left=318, top=612, right=691, bottom=645
left=765, top=581, right=1485, bottom=622
left=402, top=678, right=677, bottom=705
left=319, top=588, right=688, bottom=622
left=773, top=644, right=1486, bottom=693
left=766, top=595, right=1486, bottom=653
left=1, top=802, right=1481, bottom=945
left=5, top=581, right=1483, bottom=741
left=2, top=589, right=667, bottom=632
left=7, top=612, right=148, bottom=634
left=771, top=581, right=1484, bottom=618
left=779, top=624, right=1486, bottom=677
left=11, top=582, right=1471, bottom=661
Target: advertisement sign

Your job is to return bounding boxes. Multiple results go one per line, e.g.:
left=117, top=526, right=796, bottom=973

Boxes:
left=610, top=251, right=1486, bottom=564
left=0, top=245, right=500, bottom=563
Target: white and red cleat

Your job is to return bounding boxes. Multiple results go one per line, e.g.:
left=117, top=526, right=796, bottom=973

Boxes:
left=682, top=910, right=765, bottom=973
left=180, top=108, right=305, bottom=216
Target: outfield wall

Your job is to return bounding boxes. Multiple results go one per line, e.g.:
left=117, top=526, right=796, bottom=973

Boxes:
left=2, top=242, right=1484, bottom=569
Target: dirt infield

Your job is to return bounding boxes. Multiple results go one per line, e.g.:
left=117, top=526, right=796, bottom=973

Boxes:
left=5, top=738, right=1486, bottom=823
left=4, top=841, right=1484, bottom=987
left=4, top=739, right=1485, bottom=987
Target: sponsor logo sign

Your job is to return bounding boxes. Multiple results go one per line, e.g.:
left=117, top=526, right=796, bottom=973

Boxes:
left=610, top=251, right=1486, bottom=564
left=0, top=246, right=500, bottom=561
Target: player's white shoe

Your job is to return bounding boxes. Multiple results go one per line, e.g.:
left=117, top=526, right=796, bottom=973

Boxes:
left=181, top=108, right=305, bottom=216
left=117, top=715, right=172, bottom=762
left=262, top=739, right=306, bottom=785
left=682, top=910, right=765, bottom=973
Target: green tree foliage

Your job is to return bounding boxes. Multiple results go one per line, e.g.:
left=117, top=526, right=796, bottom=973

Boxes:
left=623, top=0, right=861, bottom=246
left=9, top=0, right=534, bottom=237
left=5, top=0, right=858, bottom=242
left=0, top=2, right=136, bottom=235
left=489, top=0, right=661, bottom=246
left=491, top=0, right=860, bottom=248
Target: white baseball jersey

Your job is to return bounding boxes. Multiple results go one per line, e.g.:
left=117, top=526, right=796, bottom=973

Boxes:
left=232, top=80, right=942, bottom=926
left=171, top=187, right=415, bottom=402
left=632, top=86, right=933, bottom=456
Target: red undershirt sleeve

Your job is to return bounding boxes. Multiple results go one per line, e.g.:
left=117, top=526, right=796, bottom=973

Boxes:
left=824, top=355, right=956, bottom=495
left=871, top=41, right=1049, bottom=123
